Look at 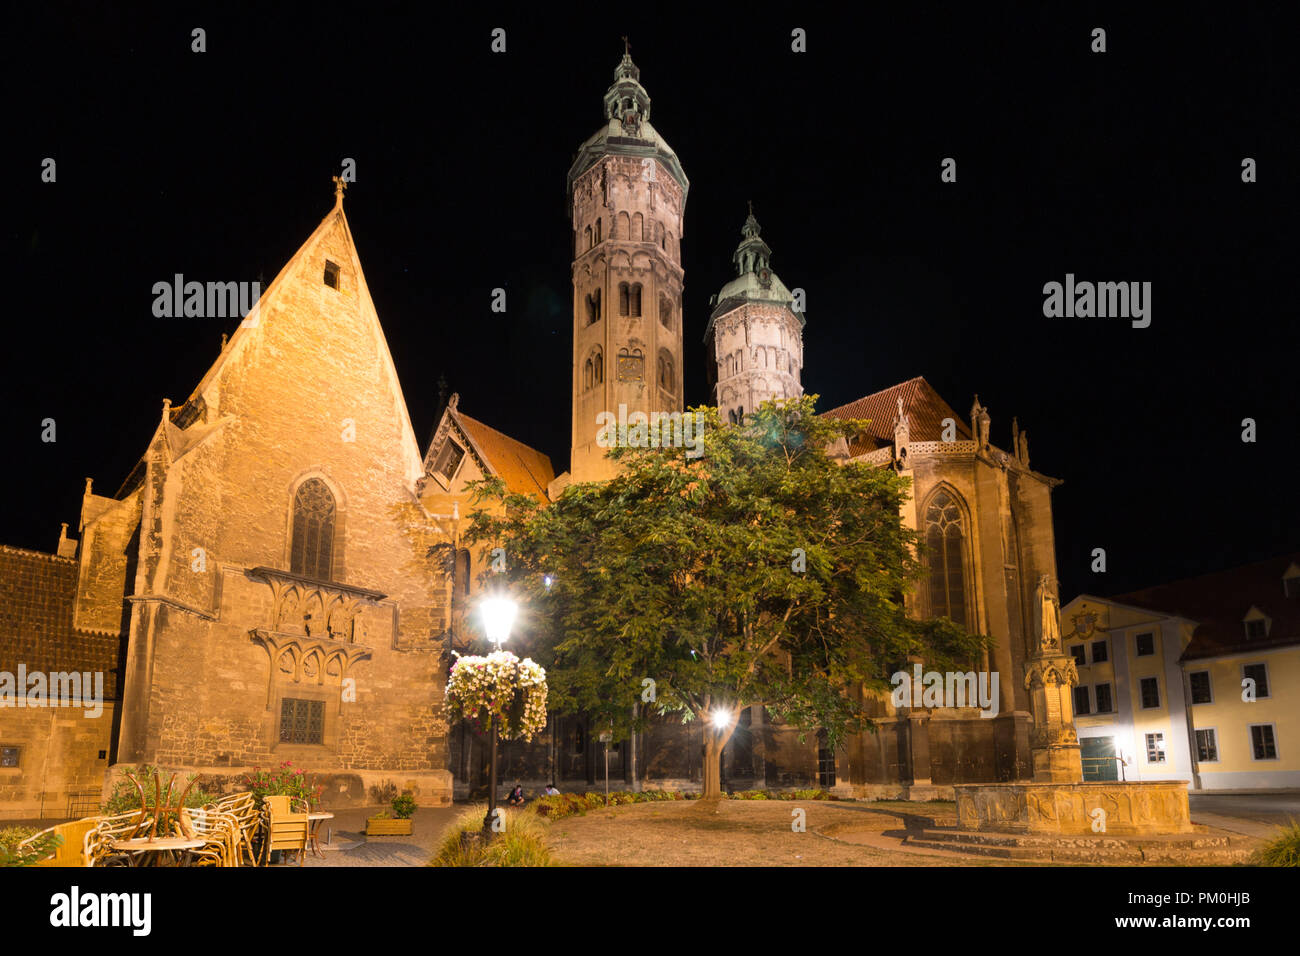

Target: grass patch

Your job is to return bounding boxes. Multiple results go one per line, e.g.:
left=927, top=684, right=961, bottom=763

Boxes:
left=1251, top=819, right=1300, bottom=867
left=430, top=805, right=555, bottom=867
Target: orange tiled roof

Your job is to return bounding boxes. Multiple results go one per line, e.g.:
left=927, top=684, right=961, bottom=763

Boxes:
left=1112, top=553, right=1300, bottom=661
left=455, top=413, right=556, bottom=503
left=821, top=376, right=971, bottom=456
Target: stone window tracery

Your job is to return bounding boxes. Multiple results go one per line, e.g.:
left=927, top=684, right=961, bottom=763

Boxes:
left=925, top=489, right=968, bottom=627
left=291, top=478, right=336, bottom=582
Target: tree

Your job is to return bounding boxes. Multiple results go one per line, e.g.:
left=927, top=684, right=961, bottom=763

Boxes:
left=465, top=396, right=986, bottom=800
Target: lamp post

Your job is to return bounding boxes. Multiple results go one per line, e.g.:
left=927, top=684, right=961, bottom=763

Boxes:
left=480, top=593, right=518, bottom=834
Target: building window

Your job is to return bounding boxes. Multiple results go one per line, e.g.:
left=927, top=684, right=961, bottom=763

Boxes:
left=1135, top=632, right=1155, bottom=656
left=454, top=548, right=471, bottom=599
left=658, top=351, right=674, bottom=392
left=1090, top=640, right=1108, bottom=663
left=630, top=283, right=642, bottom=317
left=0, top=746, right=18, bottom=768
left=1073, top=686, right=1091, bottom=716
left=924, top=490, right=967, bottom=628
left=594, top=218, right=602, bottom=243
left=816, top=730, right=835, bottom=789
left=1188, top=671, right=1213, bottom=705
left=290, top=478, right=336, bottom=581
left=570, top=723, right=585, bottom=756
left=1285, top=575, right=1300, bottom=598
left=1069, top=644, right=1086, bottom=666
left=1244, top=618, right=1267, bottom=639
left=1242, top=662, right=1270, bottom=699
left=1094, top=683, right=1113, bottom=714
left=659, top=293, right=673, bottom=330
left=1145, top=732, right=1166, bottom=763
left=1250, top=724, right=1278, bottom=760
left=585, top=288, right=602, bottom=325
left=434, top=441, right=465, bottom=481
left=1195, top=728, right=1218, bottom=762
left=1139, top=677, right=1161, bottom=709
left=323, top=260, right=340, bottom=289
left=619, top=283, right=629, bottom=316
left=279, top=698, right=324, bottom=745
left=584, top=225, right=593, bottom=251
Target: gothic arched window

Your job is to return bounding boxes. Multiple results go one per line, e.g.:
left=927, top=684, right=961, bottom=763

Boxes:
left=291, top=478, right=336, bottom=581
left=925, top=489, right=967, bottom=627
left=584, top=225, right=592, bottom=251
left=594, top=218, right=602, bottom=244
left=594, top=348, right=604, bottom=385
left=658, top=351, right=674, bottom=392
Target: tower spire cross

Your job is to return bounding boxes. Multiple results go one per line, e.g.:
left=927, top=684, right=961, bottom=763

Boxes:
left=622, top=35, right=630, bottom=56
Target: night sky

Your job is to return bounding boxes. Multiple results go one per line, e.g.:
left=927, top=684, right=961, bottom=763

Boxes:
left=7, top=5, right=1297, bottom=603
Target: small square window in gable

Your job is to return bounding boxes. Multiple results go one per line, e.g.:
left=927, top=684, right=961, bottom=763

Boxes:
left=434, top=441, right=465, bottom=481
left=323, top=260, right=341, bottom=290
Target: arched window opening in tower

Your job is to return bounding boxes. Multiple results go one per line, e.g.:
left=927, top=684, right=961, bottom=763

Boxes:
left=584, top=225, right=592, bottom=252
left=619, top=282, right=630, bottom=316
left=630, top=283, right=642, bottom=317
left=291, top=478, right=336, bottom=581
left=925, top=490, right=968, bottom=628
left=659, top=294, right=672, bottom=330
left=594, top=218, right=602, bottom=244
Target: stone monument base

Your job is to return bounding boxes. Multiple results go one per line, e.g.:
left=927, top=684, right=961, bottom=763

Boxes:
left=954, top=780, right=1192, bottom=836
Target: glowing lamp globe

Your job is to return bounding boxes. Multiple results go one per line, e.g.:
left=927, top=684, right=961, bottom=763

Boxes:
left=481, top=595, right=518, bottom=646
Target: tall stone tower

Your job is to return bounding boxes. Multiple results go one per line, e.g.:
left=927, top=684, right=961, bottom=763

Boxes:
left=566, top=46, right=689, bottom=483
left=705, top=206, right=805, bottom=423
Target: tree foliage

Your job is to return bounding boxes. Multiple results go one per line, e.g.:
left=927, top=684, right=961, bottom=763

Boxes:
left=464, top=396, right=987, bottom=765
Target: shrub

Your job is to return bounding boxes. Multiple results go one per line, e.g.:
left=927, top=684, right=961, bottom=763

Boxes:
left=1252, top=820, right=1300, bottom=867
left=430, top=806, right=554, bottom=867
left=0, top=827, right=61, bottom=867
left=392, top=793, right=417, bottom=819
left=101, top=764, right=213, bottom=816
left=245, top=761, right=323, bottom=809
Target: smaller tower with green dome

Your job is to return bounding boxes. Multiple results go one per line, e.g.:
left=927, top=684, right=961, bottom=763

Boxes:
left=705, top=204, right=805, bottom=423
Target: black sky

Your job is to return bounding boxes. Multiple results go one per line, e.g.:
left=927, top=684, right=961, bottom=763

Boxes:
left=6, top=4, right=1297, bottom=602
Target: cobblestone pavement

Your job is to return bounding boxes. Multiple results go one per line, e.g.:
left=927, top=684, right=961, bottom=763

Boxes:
left=292, top=806, right=461, bottom=868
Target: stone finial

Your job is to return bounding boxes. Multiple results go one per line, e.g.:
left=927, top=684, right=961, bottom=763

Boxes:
left=332, top=175, right=347, bottom=207
left=448, top=392, right=460, bottom=411
left=84, top=477, right=93, bottom=497
left=220, top=332, right=228, bottom=352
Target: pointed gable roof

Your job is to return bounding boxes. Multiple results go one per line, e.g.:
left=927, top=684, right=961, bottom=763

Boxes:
left=161, top=191, right=424, bottom=489
left=423, top=400, right=555, bottom=504
left=822, top=376, right=971, bottom=456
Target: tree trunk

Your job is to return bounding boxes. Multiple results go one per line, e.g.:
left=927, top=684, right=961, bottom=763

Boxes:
left=701, top=725, right=732, bottom=801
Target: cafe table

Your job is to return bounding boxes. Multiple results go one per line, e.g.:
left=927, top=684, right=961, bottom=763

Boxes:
left=109, top=835, right=207, bottom=866
left=306, top=812, right=335, bottom=859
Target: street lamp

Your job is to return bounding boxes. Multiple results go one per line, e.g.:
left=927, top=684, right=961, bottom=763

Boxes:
left=480, top=592, right=517, bottom=834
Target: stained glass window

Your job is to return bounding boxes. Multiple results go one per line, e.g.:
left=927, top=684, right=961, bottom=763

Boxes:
left=925, top=490, right=967, bottom=627
left=291, top=478, right=335, bottom=581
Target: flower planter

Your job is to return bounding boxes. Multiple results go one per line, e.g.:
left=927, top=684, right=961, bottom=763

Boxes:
left=366, top=816, right=412, bottom=836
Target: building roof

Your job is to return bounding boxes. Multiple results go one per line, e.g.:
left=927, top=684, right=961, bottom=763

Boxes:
left=455, top=413, right=556, bottom=504
left=0, top=545, right=123, bottom=699
left=1111, top=553, right=1300, bottom=661
left=821, top=376, right=972, bottom=455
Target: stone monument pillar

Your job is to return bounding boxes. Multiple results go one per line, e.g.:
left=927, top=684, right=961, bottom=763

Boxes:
left=1023, top=575, right=1083, bottom=783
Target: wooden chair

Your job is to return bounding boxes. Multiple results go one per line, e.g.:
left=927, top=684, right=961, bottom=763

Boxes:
left=211, top=792, right=260, bottom=865
left=260, top=795, right=309, bottom=866
left=183, top=807, right=240, bottom=867
left=78, top=810, right=154, bottom=867
left=18, top=818, right=99, bottom=867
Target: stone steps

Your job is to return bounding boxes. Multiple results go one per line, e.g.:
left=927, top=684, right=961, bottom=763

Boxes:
left=903, top=828, right=1255, bottom=864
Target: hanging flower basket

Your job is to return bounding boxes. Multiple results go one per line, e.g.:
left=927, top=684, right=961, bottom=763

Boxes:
left=447, top=650, right=548, bottom=741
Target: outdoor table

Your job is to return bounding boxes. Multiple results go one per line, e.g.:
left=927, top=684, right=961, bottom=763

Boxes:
left=306, top=812, right=335, bottom=858
left=109, top=836, right=207, bottom=867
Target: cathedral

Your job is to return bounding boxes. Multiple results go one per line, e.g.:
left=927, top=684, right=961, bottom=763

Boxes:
left=0, top=50, right=1064, bottom=817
